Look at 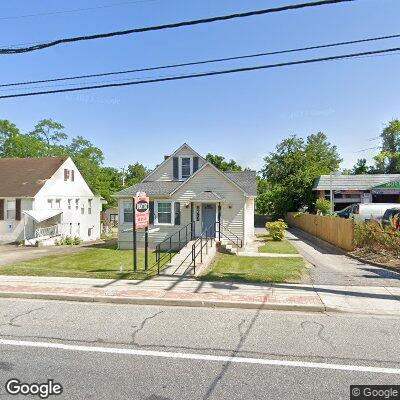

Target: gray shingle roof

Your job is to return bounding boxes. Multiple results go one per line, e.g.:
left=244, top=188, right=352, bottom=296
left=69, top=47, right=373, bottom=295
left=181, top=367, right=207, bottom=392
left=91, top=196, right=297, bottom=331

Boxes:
left=115, top=167, right=257, bottom=197
left=224, top=171, right=257, bottom=196
left=192, top=191, right=224, bottom=201
left=114, top=181, right=181, bottom=196
left=313, top=174, right=400, bottom=191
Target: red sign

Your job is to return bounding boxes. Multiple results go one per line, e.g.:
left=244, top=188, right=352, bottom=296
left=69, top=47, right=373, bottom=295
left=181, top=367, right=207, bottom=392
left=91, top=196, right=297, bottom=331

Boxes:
left=135, top=192, right=149, bottom=229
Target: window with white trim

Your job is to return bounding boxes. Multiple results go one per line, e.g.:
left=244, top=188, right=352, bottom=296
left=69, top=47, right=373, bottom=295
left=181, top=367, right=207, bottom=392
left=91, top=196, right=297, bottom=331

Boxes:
left=47, top=199, right=53, bottom=209
left=155, top=201, right=173, bottom=225
left=55, top=199, right=61, bottom=209
left=123, top=201, right=133, bottom=223
left=88, top=199, right=92, bottom=215
left=6, top=200, right=15, bottom=220
left=75, top=199, right=79, bottom=211
left=68, top=199, right=72, bottom=210
left=180, top=157, right=192, bottom=180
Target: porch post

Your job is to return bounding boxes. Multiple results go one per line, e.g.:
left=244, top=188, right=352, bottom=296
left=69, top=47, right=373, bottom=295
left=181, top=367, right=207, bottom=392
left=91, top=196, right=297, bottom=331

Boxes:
left=23, top=213, right=26, bottom=241
left=218, top=202, right=221, bottom=241
left=190, top=202, right=194, bottom=240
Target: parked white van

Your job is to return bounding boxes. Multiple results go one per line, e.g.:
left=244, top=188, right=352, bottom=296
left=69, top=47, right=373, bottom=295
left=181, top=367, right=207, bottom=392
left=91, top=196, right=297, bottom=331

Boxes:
left=337, top=203, right=400, bottom=221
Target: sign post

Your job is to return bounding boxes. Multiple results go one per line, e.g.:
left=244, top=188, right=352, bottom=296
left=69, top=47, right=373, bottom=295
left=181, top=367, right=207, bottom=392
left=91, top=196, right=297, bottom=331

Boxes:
left=134, top=192, right=150, bottom=271
left=132, top=198, right=137, bottom=271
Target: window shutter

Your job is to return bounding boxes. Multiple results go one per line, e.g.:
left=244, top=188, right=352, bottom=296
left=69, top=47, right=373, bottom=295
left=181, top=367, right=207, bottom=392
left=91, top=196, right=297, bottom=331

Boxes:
left=149, top=201, right=154, bottom=224
left=0, top=199, right=4, bottom=221
left=174, top=202, right=181, bottom=225
left=173, top=157, right=179, bottom=179
left=15, top=199, right=21, bottom=221
left=71, top=170, right=75, bottom=182
left=64, top=169, right=68, bottom=181
left=193, top=157, right=199, bottom=172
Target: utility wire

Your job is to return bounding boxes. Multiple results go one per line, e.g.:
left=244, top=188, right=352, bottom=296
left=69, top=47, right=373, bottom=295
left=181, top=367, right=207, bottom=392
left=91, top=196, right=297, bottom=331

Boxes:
left=0, top=0, right=355, bottom=54
left=0, top=0, right=159, bottom=21
left=0, top=46, right=398, bottom=100
left=1, top=32, right=397, bottom=88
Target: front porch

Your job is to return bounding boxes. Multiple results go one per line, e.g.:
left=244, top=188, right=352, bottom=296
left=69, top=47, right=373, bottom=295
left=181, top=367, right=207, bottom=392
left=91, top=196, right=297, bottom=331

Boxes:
left=22, top=210, right=63, bottom=246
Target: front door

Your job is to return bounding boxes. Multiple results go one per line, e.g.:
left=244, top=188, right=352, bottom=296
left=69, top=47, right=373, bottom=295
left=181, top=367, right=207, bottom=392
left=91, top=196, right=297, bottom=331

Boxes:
left=202, top=203, right=216, bottom=236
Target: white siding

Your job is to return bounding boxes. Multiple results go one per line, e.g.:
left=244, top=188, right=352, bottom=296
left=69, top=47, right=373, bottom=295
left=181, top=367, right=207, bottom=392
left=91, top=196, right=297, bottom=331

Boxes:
left=244, top=197, right=255, bottom=243
left=0, top=198, right=33, bottom=243
left=118, top=164, right=246, bottom=249
left=146, top=145, right=205, bottom=182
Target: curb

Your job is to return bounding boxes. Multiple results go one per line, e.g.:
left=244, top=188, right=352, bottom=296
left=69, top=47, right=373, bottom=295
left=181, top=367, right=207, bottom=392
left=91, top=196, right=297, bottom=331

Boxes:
left=346, top=253, right=400, bottom=275
left=0, top=291, right=326, bottom=313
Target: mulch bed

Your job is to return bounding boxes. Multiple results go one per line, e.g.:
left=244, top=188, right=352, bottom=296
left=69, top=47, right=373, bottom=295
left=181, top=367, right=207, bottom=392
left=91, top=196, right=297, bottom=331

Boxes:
left=350, top=248, right=400, bottom=270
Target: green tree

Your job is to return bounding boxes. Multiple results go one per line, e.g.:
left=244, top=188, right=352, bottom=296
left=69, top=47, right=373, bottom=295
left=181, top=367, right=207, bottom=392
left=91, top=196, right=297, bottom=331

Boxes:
left=352, top=158, right=370, bottom=174
left=205, top=153, right=242, bottom=171
left=125, top=162, right=149, bottom=187
left=373, top=120, right=400, bottom=173
left=29, top=119, right=68, bottom=148
left=260, top=132, right=341, bottom=216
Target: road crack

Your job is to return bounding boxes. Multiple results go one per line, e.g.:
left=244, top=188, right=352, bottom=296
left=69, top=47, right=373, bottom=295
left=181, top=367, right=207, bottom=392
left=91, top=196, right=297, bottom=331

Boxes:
left=0, top=307, right=45, bottom=329
left=131, top=311, right=164, bottom=345
left=301, top=320, right=336, bottom=351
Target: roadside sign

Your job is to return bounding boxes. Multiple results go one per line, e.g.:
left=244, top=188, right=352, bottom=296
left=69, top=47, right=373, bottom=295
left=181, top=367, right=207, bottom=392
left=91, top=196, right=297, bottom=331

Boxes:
left=135, top=192, right=149, bottom=229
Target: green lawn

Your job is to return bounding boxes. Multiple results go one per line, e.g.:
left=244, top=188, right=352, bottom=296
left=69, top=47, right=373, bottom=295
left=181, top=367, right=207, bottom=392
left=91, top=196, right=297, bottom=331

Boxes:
left=0, top=244, right=168, bottom=280
left=257, top=234, right=298, bottom=254
left=199, top=254, right=306, bottom=283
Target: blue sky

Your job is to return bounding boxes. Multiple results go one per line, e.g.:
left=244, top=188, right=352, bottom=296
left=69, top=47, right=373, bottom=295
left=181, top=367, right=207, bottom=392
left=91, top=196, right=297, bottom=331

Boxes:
left=1, top=0, right=399, bottom=171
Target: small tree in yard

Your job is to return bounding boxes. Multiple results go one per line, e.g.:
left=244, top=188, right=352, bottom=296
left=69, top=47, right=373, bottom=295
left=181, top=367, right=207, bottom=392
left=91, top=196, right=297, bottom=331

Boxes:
left=266, top=220, right=288, bottom=241
left=315, top=198, right=332, bottom=216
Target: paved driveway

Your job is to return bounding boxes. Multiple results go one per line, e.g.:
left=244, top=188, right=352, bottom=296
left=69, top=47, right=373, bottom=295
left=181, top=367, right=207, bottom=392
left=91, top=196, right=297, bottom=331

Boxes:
left=255, top=227, right=400, bottom=287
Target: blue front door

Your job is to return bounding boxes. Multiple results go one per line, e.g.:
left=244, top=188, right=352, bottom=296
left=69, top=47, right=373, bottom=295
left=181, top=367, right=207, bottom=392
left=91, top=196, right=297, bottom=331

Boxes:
left=202, top=203, right=216, bottom=236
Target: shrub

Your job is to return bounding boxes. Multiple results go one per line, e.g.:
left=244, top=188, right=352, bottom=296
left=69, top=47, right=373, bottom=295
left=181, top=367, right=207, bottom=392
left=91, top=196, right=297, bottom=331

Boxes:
left=315, top=198, right=332, bottom=216
left=266, top=219, right=288, bottom=241
left=354, top=221, right=400, bottom=256
left=73, top=236, right=82, bottom=245
left=63, top=236, right=73, bottom=245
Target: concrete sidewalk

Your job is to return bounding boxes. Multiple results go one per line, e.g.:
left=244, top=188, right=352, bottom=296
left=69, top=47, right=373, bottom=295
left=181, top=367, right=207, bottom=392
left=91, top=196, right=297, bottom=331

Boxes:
left=0, top=275, right=399, bottom=315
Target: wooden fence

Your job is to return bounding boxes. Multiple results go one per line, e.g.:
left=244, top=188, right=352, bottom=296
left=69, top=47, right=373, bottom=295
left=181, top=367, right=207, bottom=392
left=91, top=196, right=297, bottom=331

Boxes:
left=285, top=213, right=355, bottom=251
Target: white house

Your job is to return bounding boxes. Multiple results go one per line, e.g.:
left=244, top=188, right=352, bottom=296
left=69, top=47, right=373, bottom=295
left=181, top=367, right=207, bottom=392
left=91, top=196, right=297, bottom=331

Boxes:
left=115, top=144, right=256, bottom=250
left=0, top=156, right=102, bottom=245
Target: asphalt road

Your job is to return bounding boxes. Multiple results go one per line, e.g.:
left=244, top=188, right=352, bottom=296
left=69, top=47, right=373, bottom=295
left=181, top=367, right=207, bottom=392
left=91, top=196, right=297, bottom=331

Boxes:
left=0, top=299, right=399, bottom=399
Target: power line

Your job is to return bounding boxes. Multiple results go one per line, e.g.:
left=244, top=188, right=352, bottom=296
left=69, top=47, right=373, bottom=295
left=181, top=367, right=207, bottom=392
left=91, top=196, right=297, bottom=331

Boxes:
left=1, top=32, right=398, bottom=88
left=0, top=0, right=355, bottom=55
left=0, top=46, right=398, bottom=100
left=0, top=0, right=159, bottom=21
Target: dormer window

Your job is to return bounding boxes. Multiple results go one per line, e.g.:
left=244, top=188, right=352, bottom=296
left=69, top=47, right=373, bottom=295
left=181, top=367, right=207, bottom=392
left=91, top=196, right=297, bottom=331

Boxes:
left=180, top=157, right=192, bottom=180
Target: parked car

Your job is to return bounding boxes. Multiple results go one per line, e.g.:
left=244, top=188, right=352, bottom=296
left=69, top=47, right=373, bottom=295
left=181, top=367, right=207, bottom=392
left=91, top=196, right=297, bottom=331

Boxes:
left=382, top=207, right=400, bottom=229
left=336, top=203, right=400, bottom=222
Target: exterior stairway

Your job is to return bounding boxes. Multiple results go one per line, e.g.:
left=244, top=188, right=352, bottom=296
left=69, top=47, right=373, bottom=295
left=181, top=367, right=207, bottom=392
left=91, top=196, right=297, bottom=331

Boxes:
left=159, top=240, right=198, bottom=276
left=218, top=239, right=239, bottom=255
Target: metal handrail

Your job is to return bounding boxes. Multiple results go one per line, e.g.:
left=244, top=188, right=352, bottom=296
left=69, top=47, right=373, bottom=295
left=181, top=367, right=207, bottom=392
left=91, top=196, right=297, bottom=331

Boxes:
left=176, top=222, right=216, bottom=275
left=218, top=222, right=243, bottom=249
left=154, top=221, right=195, bottom=274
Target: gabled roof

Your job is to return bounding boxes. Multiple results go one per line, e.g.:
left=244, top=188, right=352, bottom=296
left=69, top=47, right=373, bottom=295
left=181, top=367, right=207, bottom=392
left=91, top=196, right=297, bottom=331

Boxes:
left=313, top=174, right=400, bottom=191
left=224, top=171, right=257, bottom=196
left=114, top=181, right=181, bottom=197
left=143, top=143, right=206, bottom=182
left=0, top=157, right=68, bottom=197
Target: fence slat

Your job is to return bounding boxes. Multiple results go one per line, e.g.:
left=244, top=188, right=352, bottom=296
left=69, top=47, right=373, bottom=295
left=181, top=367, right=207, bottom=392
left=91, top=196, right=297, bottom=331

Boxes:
left=286, top=213, right=354, bottom=251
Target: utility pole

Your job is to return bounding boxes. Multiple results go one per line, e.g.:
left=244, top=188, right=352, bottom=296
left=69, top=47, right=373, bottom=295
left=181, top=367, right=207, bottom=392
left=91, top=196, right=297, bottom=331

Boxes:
left=122, top=166, right=126, bottom=187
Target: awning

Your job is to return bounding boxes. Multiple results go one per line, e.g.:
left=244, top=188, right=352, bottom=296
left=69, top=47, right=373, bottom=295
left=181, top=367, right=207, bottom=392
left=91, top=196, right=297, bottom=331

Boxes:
left=191, top=191, right=225, bottom=202
left=23, top=209, right=63, bottom=223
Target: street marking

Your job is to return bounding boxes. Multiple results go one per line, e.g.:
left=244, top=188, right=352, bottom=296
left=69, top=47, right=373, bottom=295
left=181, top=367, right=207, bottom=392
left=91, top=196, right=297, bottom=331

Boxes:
left=1, top=338, right=399, bottom=375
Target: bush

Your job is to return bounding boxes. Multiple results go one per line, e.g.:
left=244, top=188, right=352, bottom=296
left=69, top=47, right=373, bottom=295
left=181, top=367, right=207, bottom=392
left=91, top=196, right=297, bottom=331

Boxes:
left=63, top=236, right=73, bottom=245
left=266, top=219, right=288, bottom=241
left=354, top=221, right=400, bottom=256
left=73, top=236, right=82, bottom=245
left=315, top=198, right=332, bottom=216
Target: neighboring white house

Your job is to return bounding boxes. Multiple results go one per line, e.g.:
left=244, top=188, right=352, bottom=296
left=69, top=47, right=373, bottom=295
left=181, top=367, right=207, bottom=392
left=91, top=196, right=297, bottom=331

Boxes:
left=0, top=156, right=102, bottom=244
left=115, top=144, right=256, bottom=249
